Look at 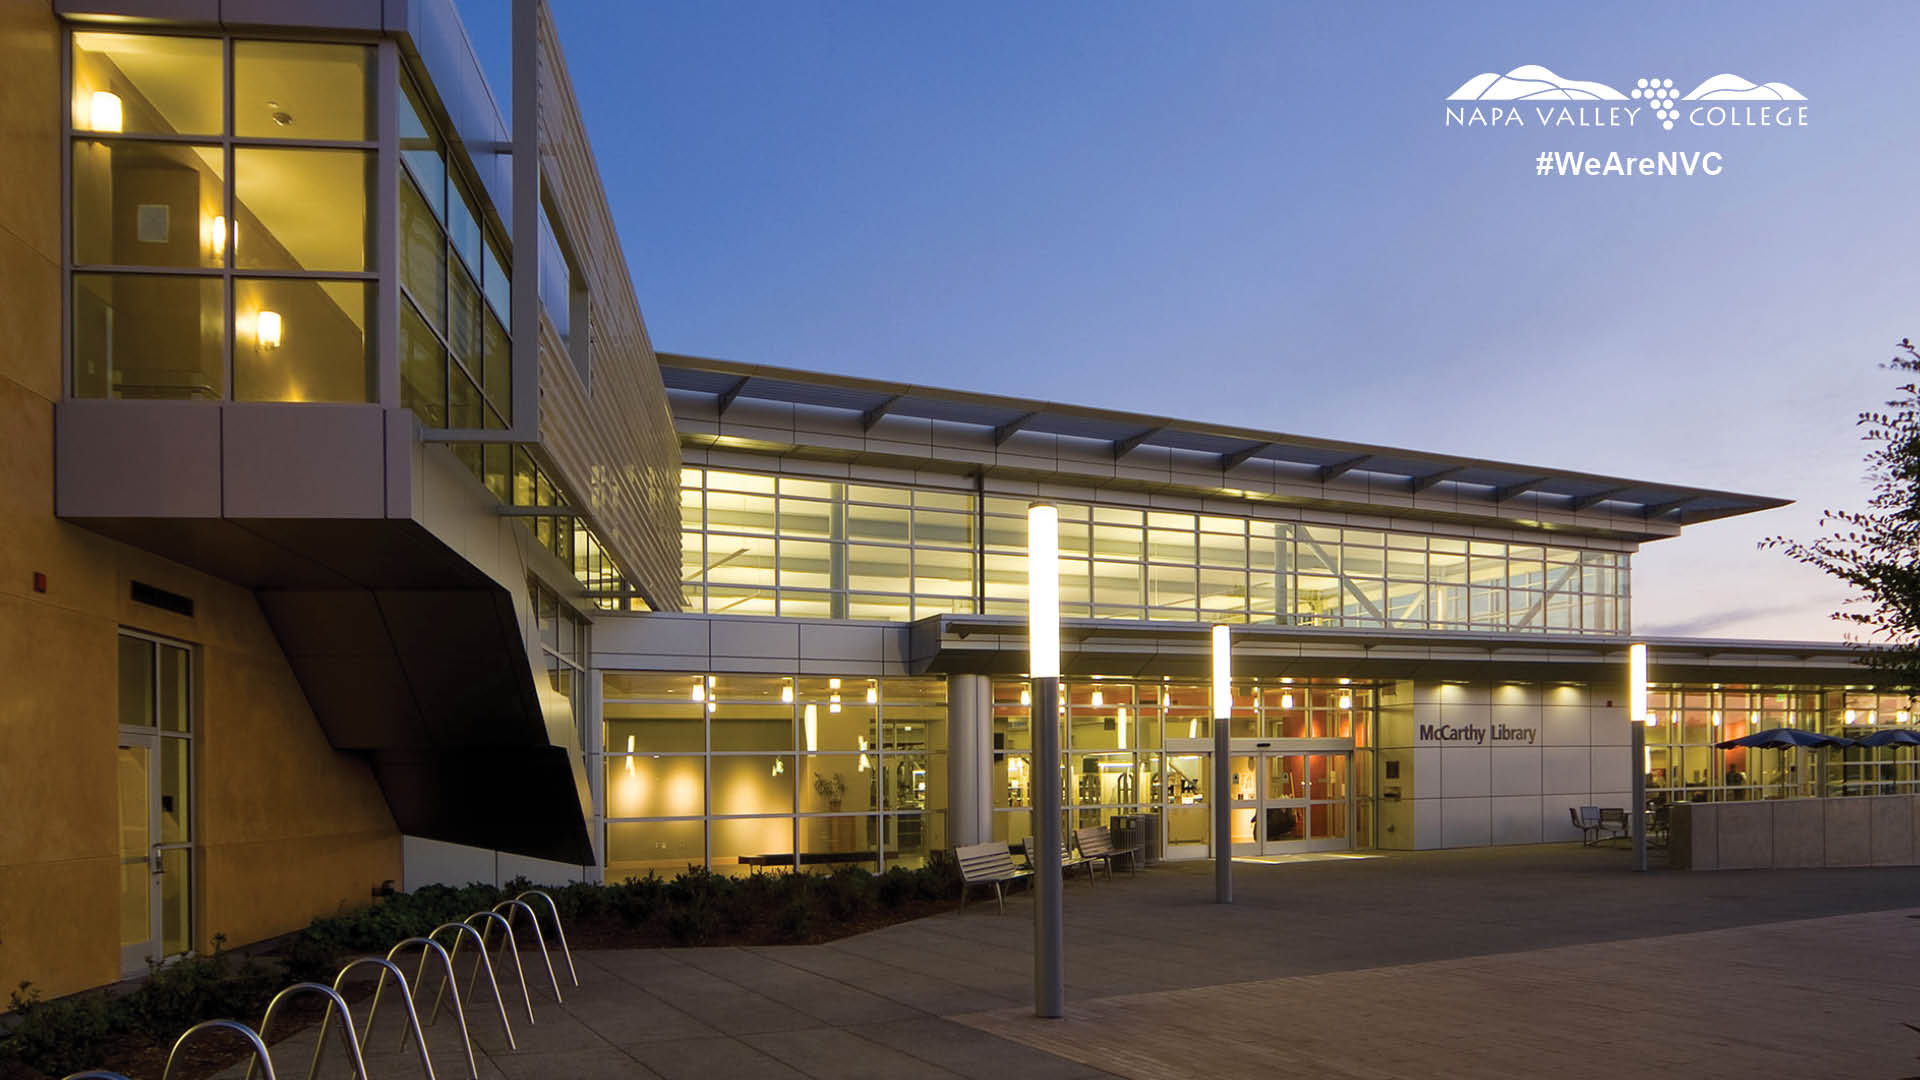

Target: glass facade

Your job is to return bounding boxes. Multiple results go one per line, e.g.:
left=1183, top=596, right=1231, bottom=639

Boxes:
left=70, top=32, right=376, bottom=402
left=531, top=577, right=589, bottom=750
left=601, top=673, right=948, bottom=877
left=1646, top=685, right=1920, bottom=804
left=989, top=676, right=1376, bottom=852
left=680, top=462, right=1630, bottom=634
left=398, top=70, right=512, bottom=429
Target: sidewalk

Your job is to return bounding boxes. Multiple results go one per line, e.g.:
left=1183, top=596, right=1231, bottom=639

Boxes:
left=223, top=846, right=1920, bottom=1078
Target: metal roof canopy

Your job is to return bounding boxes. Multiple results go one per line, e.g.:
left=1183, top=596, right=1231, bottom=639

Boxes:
left=910, top=614, right=1872, bottom=685
left=659, top=353, right=1790, bottom=527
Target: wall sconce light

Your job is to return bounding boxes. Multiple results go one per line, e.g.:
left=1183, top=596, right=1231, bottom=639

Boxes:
left=1711, top=711, right=1722, bottom=726
left=781, top=683, right=794, bottom=704
left=624, top=735, right=635, bottom=775
left=865, top=686, right=877, bottom=705
left=1090, top=690, right=1104, bottom=708
left=90, top=90, right=122, bottom=132
left=1020, top=689, right=1031, bottom=706
left=1280, top=693, right=1294, bottom=710
left=256, top=310, right=282, bottom=350
left=1338, top=693, right=1354, bottom=710
left=829, top=693, right=841, bottom=714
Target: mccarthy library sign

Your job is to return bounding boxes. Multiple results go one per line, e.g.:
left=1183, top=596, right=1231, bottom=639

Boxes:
left=1418, top=723, right=1542, bottom=746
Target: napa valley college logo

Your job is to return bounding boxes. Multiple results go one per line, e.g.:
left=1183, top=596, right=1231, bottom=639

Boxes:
left=1443, top=65, right=1810, bottom=178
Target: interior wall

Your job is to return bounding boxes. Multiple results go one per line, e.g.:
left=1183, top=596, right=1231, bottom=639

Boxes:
left=0, top=4, right=399, bottom=998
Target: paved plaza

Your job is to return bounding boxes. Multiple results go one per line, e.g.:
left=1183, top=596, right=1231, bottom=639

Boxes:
left=236, top=846, right=1920, bottom=1078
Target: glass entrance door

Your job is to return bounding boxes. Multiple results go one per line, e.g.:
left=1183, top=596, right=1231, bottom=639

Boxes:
left=117, top=632, right=192, bottom=975
left=1255, top=751, right=1352, bottom=854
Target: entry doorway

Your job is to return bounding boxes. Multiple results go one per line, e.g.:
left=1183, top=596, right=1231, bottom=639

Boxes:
left=117, top=632, right=193, bottom=975
left=1229, top=749, right=1354, bottom=855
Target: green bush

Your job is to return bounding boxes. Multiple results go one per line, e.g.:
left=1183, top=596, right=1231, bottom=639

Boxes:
left=2, top=860, right=962, bottom=1076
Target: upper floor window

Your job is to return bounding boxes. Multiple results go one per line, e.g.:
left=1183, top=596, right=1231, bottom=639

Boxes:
left=397, top=70, right=512, bottom=428
left=68, top=33, right=376, bottom=403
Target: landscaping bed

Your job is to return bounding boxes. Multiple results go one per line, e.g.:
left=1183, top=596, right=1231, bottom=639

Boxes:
left=1, top=858, right=962, bottom=1080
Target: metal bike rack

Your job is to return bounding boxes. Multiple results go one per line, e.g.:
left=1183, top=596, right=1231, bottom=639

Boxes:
left=425, top=920, right=517, bottom=1051
left=491, top=899, right=564, bottom=1005
left=382, top=936, right=478, bottom=1079
left=318, top=956, right=438, bottom=1080
left=516, top=889, right=579, bottom=987
left=162, top=1019, right=277, bottom=1080
left=243, top=982, right=369, bottom=1080
left=465, top=910, right=535, bottom=1025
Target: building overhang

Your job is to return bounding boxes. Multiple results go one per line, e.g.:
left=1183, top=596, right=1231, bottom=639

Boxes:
left=658, top=353, right=1790, bottom=544
left=55, top=400, right=595, bottom=863
left=912, top=614, right=1873, bottom=687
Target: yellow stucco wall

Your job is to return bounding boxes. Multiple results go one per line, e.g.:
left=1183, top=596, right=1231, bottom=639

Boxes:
left=0, top=1, right=400, bottom=999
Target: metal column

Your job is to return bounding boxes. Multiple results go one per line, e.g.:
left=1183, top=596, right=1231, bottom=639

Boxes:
left=1032, top=675, right=1064, bottom=1017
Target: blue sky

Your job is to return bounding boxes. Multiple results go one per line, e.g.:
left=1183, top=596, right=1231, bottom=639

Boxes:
left=458, top=1, right=1920, bottom=642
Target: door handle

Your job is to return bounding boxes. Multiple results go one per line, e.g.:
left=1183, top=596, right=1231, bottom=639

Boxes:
left=150, top=849, right=164, bottom=874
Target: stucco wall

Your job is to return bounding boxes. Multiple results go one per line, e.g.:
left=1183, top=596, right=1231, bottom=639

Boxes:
left=0, top=2, right=399, bottom=998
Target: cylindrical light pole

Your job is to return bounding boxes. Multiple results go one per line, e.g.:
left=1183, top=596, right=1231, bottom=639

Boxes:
left=1028, top=503, right=1065, bottom=1018
left=1628, top=642, right=1648, bottom=873
left=1212, top=623, right=1232, bottom=904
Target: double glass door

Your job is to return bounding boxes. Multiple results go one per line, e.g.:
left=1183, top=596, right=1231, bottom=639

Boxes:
left=117, top=633, right=193, bottom=975
left=1228, top=749, right=1353, bottom=854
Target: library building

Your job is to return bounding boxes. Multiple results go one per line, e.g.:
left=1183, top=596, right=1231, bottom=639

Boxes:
left=0, top=0, right=1892, bottom=1002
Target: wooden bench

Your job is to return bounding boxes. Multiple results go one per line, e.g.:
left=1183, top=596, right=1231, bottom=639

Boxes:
left=1074, top=825, right=1137, bottom=879
left=955, top=842, right=1033, bottom=913
left=1022, top=835, right=1097, bottom=883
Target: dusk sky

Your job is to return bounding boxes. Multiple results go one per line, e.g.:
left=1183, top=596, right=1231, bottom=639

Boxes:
left=459, top=1, right=1920, bottom=643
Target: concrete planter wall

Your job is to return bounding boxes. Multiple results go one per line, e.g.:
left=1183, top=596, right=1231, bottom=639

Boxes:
left=1669, top=797, right=1920, bottom=870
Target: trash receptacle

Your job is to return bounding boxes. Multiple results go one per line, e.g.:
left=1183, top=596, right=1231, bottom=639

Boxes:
left=1111, top=814, right=1158, bottom=867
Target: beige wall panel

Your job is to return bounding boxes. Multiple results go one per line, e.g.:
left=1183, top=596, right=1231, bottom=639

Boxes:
left=0, top=594, right=117, bottom=868
left=0, top=858, right=119, bottom=1000
left=0, top=228, right=60, bottom=402
left=200, top=830, right=401, bottom=948
left=0, top=0, right=60, bottom=266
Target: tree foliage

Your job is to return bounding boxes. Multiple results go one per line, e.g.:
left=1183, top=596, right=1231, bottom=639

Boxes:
left=1762, top=339, right=1920, bottom=688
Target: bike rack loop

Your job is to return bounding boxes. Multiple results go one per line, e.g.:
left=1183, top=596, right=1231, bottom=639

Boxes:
left=425, top=920, right=516, bottom=1051
left=383, top=936, right=478, bottom=1079
left=59, top=1072, right=134, bottom=1079
left=162, top=1019, right=277, bottom=1080
left=465, top=909, right=534, bottom=1025
left=491, top=898, right=563, bottom=1005
left=319, top=956, right=437, bottom=1080
left=516, top=888, right=579, bottom=987
left=241, top=982, right=369, bottom=1080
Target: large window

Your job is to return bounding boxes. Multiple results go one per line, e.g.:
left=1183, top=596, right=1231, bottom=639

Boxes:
left=680, top=467, right=978, bottom=619
left=531, top=577, right=589, bottom=751
left=1645, top=685, right=1920, bottom=805
left=600, top=673, right=948, bottom=877
left=989, top=676, right=1374, bottom=852
left=70, top=32, right=376, bottom=402
left=398, top=71, right=512, bottom=428
left=679, top=461, right=1631, bottom=634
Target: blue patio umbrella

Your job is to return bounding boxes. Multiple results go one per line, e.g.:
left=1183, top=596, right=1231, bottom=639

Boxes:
left=1852, top=728, right=1920, bottom=748
left=1713, top=727, right=1851, bottom=750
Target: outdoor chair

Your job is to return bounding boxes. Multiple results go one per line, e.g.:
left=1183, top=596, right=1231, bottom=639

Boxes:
left=955, top=842, right=1032, bottom=914
left=1073, top=824, right=1137, bottom=879
left=1569, top=805, right=1604, bottom=846
left=1597, top=807, right=1631, bottom=844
